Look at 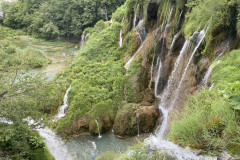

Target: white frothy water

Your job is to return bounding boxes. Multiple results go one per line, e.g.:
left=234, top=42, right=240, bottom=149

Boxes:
left=24, top=118, right=73, bottom=160
left=38, top=127, right=73, bottom=160
left=53, top=85, right=71, bottom=122
left=144, top=135, right=216, bottom=160
left=155, top=107, right=168, bottom=139
left=201, top=42, right=229, bottom=87
left=147, top=28, right=213, bottom=159
left=80, top=35, right=87, bottom=50
left=119, top=30, right=123, bottom=47
left=95, top=119, right=102, bottom=139
left=124, top=39, right=146, bottom=71
left=133, top=4, right=139, bottom=29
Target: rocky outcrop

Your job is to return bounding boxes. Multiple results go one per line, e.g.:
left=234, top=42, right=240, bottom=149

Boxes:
left=113, top=104, right=159, bottom=137
left=70, top=116, right=89, bottom=135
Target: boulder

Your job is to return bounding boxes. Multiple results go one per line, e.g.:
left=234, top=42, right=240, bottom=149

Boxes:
left=71, top=116, right=89, bottom=135
left=113, top=104, right=159, bottom=137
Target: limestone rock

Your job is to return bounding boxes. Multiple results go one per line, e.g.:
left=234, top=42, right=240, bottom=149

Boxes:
left=71, top=116, right=89, bottom=135
left=113, top=104, right=159, bottom=137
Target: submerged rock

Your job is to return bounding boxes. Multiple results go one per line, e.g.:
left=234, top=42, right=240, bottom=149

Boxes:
left=113, top=104, right=159, bottom=137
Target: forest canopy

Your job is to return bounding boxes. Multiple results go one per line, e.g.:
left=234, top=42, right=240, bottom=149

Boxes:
left=0, top=0, right=125, bottom=39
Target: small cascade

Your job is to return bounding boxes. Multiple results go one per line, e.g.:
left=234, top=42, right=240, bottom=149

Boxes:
left=133, top=4, right=140, bottom=29
left=154, top=57, right=162, bottom=98
left=176, top=11, right=183, bottom=31
left=155, top=107, right=169, bottom=140
left=201, top=42, right=229, bottom=87
left=119, top=30, right=123, bottom=47
left=53, top=85, right=71, bottom=122
left=38, top=127, right=73, bottom=160
left=144, top=136, right=216, bottom=160
left=80, top=34, right=87, bottom=50
left=124, top=39, right=146, bottom=71
left=148, top=49, right=156, bottom=89
left=95, top=119, right=102, bottom=139
left=25, top=118, right=73, bottom=160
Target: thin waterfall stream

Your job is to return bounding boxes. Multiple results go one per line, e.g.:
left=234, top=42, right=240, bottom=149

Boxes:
left=53, top=85, right=72, bottom=122
left=95, top=119, right=102, bottom=139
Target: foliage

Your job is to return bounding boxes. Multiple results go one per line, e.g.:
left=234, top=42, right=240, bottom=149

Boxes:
left=0, top=25, right=64, bottom=159
left=184, top=0, right=239, bottom=57
left=169, top=50, right=240, bottom=155
left=55, top=21, right=125, bottom=136
left=1, top=0, right=125, bottom=39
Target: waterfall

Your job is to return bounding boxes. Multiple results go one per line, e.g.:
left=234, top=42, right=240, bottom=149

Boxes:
left=154, top=57, right=162, bottom=98
left=119, top=30, right=123, bottom=47
left=170, top=30, right=206, bottom=109
left=38, top=127, right=73, bottom=160
left=201, top=42, right=229, bottom=87
left=53, top=85, right=71, bottom=122
left=124, top=39, right=146, bottom=71
left=95, top=119, right=102, bottom=139
left=153, top=29, right=206, bottom=140
left=133, top=4, right=139, bottom=29
left=24, top=118, right=73, bottom=160
left=202, top=66, right=213, bottom=87
left=80, top=35, right=86, bottom=50
left=155, top=107, right=168, bottom=139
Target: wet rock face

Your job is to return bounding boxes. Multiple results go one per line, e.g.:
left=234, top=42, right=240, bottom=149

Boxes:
left=113, top=104, right=159, bottom=137
left=71, top=117, right=89, bottom=135
left=136, top=106, right=159, bottom=133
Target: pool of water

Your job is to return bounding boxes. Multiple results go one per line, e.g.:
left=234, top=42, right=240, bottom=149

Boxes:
left=66, top=133, right=146, bottom=160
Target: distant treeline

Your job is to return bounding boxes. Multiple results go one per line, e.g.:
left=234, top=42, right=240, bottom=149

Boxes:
left=0, top=0, right=125, bottom=39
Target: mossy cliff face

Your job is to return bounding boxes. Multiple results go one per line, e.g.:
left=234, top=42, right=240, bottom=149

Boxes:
left=55, top=0, right=240, bottom=139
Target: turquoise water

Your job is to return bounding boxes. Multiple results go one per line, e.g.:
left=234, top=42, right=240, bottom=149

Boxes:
left=66, top=133, right=144, bottom=160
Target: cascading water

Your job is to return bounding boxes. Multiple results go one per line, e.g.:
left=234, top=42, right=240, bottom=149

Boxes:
left=169, top=30, right=206, bottom=109
left=146, top=27, right=216, bottom=159
left=38, top=127, right=73, bottom=160
left=119, top=30, right=123, bottom=47
left=124, top=40, right=145, bottom=71
left=201, top=42, right=229, bottom=87
left=95, top=119, right=102, bottom=139
left=133, top=4, right=139, bottom=29
left=80, top=34, right=87, bottom=50
left=53, top=85, right=71, bottom=122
